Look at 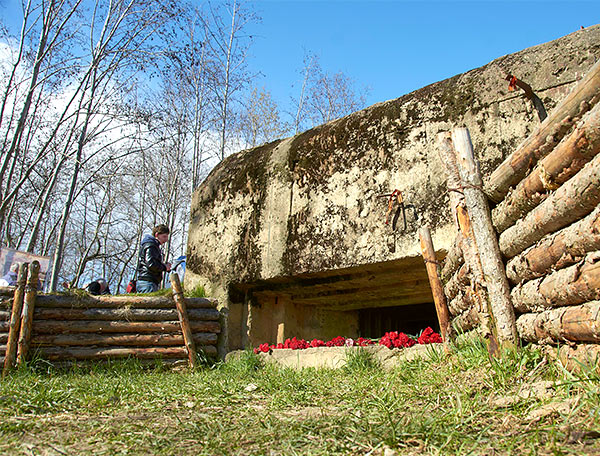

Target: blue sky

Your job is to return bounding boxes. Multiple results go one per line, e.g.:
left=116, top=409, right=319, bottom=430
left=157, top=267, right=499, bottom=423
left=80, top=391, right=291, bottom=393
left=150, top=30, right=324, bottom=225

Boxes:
left=0, top=1, right=597, bottom=115
left=247, top=0, right=599, bottom=113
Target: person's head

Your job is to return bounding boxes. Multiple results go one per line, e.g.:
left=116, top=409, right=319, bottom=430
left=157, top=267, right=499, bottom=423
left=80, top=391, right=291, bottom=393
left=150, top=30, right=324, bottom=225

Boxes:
left=9, top=263, right=19, bottom=273
left=87, top=281, right=101, bottom=295
left=96, top=278, right=108, bottom=293
left=152, top=224, right=170, bottom=245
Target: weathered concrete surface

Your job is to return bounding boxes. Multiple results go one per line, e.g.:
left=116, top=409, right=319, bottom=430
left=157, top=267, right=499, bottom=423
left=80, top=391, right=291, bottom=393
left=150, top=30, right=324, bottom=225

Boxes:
left=186, top=26, right=600, bottom=354
left=225, top=344, right=443, bottom=370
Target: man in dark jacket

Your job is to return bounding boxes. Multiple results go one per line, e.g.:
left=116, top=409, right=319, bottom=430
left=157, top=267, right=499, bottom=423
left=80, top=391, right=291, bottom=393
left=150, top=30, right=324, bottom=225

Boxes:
left=137, top=224, right=172, bottom=293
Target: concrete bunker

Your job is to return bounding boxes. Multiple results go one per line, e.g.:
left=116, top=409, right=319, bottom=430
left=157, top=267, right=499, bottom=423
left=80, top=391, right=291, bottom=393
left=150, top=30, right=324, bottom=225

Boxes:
left=184, top=27, right=600, bottom=355
left=230, top=255, right=442, bottom=347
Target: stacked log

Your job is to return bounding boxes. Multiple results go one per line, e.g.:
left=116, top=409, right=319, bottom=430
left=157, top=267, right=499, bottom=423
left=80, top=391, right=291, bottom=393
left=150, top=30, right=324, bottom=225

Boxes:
left=2, top=294, right=221, bottom=364
left=492, top=102, right=600, bottom=234
left=436, top=60, right=600, bottom=351
left=517, top=301, right=600, bottom=344
left=484, top=58, right=600, bottom=203
left=506, top=206, right=600, bottom=284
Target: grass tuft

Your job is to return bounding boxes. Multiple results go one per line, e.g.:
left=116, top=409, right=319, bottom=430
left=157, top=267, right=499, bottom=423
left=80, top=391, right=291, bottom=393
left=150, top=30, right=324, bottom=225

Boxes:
left=343, top=347, right=381, bottom=373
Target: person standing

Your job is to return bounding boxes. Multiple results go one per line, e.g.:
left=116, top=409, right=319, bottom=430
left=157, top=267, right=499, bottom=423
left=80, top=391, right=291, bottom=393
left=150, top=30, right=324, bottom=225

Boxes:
left=0, top=263, right=19, bottom=287
left=136, top=224, right=172, bottom=293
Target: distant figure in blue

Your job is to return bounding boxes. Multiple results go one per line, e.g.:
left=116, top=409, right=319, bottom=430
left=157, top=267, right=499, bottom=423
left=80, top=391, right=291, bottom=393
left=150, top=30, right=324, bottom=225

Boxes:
left=0, top=263, right=19, bottom=287
left=136, top=224, right=171, bottom=293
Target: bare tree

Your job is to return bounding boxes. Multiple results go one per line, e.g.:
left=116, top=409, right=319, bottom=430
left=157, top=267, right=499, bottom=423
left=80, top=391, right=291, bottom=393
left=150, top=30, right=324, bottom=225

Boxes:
left=290, top=50, right=318, bottom=134
left=290, top=53, right=369, bottom=131
left=239, top=86, right=287, bottom=148
left=204, top=0, right=257, bottom=161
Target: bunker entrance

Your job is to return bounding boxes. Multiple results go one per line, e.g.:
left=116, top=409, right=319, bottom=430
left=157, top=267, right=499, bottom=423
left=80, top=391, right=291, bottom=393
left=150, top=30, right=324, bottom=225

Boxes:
left=231, top=254, right=444, bottom=349
left=358, top=302, right=439, bottom=338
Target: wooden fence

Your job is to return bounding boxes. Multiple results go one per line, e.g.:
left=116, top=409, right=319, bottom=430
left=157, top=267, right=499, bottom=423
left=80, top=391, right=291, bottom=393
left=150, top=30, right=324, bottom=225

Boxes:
left=1, top=273, right=221, bottom=372
left=431, top=58, right=600, bottom=351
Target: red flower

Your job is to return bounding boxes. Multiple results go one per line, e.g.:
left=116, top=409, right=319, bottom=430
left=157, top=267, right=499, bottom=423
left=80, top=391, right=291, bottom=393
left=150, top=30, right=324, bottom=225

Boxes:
left=259, top=343, right=270, bottom=353
left=253, top=348, right=259, bottom=354
left=417, top=327, right=443, bottom=344
left=356, top=337, right=374, bottom=346
left=310, top=339, right=325, bottom=347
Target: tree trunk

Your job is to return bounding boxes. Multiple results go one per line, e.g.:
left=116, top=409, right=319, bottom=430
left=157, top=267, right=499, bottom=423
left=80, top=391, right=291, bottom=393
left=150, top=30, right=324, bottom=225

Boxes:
left=492, top=102, right=600, bottom=233
left=506, top=206, right=600, bottom=284
left=499, top=151, right=600, bottom=258
left=516, top=301, right=600, bottom=344
left=453, top=127, right=518, bottom=347
left=484, top=58, right=600, bottom=203
left=512, top=252, right=600, bottom=313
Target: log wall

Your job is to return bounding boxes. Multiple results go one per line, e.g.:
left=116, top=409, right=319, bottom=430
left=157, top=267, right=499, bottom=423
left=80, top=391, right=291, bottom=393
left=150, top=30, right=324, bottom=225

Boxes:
left=439, top=59, right=600, bottom=348
left=0, top=292, right=221, bottom=365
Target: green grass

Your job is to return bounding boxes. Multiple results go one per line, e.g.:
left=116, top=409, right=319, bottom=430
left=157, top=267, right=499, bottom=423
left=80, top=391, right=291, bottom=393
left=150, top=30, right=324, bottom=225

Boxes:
left=0, top=340, right=599, bottom=455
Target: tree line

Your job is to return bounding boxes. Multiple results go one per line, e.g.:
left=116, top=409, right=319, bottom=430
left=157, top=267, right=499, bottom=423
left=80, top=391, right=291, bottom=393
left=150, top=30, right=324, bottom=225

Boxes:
left=0, top=0, right=367, bottom=292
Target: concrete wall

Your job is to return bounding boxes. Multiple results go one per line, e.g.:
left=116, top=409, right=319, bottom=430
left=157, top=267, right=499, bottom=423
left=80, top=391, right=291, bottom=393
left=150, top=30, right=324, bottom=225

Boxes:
left=185, top=26, right=600, bottom=354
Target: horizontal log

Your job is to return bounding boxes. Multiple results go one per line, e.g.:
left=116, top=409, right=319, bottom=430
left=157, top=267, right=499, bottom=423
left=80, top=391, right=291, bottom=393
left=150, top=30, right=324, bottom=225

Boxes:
left=512, top=252, right=600, bottom=313
left=448, top=290, right=474, bottom=317
left=517, top=301, right=600, bottom=343
left=440, top=239, right=464, bottom=283
left=36, top=345, right=217, bottom=361
left=31, top=332, right=217, bottom=347
left=0, top=310, right=9, bottom=321
left=452, top=307, right=479, bottom=333
left=0, top=322, right=7, bottom=332
left=0, top=345, right=5, bottom=355
left=484, top=59, right=600, bottom=203
left=444, top=263, right=470, bottom=301
left=31, top=320, right=221, bottom=335
left=0, top=333, right=6, bottom=344
left=492, top=102, right=600, bottom=233
left=0, top=287, right=13, bottom=297
left=33, top=307, right=221, bottom=322
left=499, top=151, right=600, bottom=258
left=506, top=206, right=600, bottom=284
left=33, top=295, right=217, bottom=309
left=539, top=343, right=600, bottom=372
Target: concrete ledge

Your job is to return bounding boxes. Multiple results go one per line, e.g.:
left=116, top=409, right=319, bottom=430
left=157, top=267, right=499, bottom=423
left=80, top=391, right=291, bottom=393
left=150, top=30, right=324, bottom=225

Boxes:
left=226, top=343, right=443, bottom=369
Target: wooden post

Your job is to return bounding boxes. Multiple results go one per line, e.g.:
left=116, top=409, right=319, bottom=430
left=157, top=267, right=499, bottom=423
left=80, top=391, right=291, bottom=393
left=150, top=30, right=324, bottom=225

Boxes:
left=437, top=132, right=498, bottom=354
left=452, top=128, right=518, bottom=348
left=419, top=226, right=451, bottom=350
left=16, top=261, right=40, bottom=366
left=2, top=263, right=28, bottom=376
left=170, top=272, right=198, bottom=368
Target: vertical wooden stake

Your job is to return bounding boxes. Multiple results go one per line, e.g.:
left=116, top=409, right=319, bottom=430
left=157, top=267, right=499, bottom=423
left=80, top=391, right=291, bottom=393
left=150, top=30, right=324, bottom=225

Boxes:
left=452, top=127, right=518, bottom=348
left=419, top=226, right=451, bottom=351
left=170, top=272, right=199, bottom=368
left=2, top=263, right=28, bottom=376
left=17, top=261, right=40, bottom=366
left=438, top=132, right=499, bottom=355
